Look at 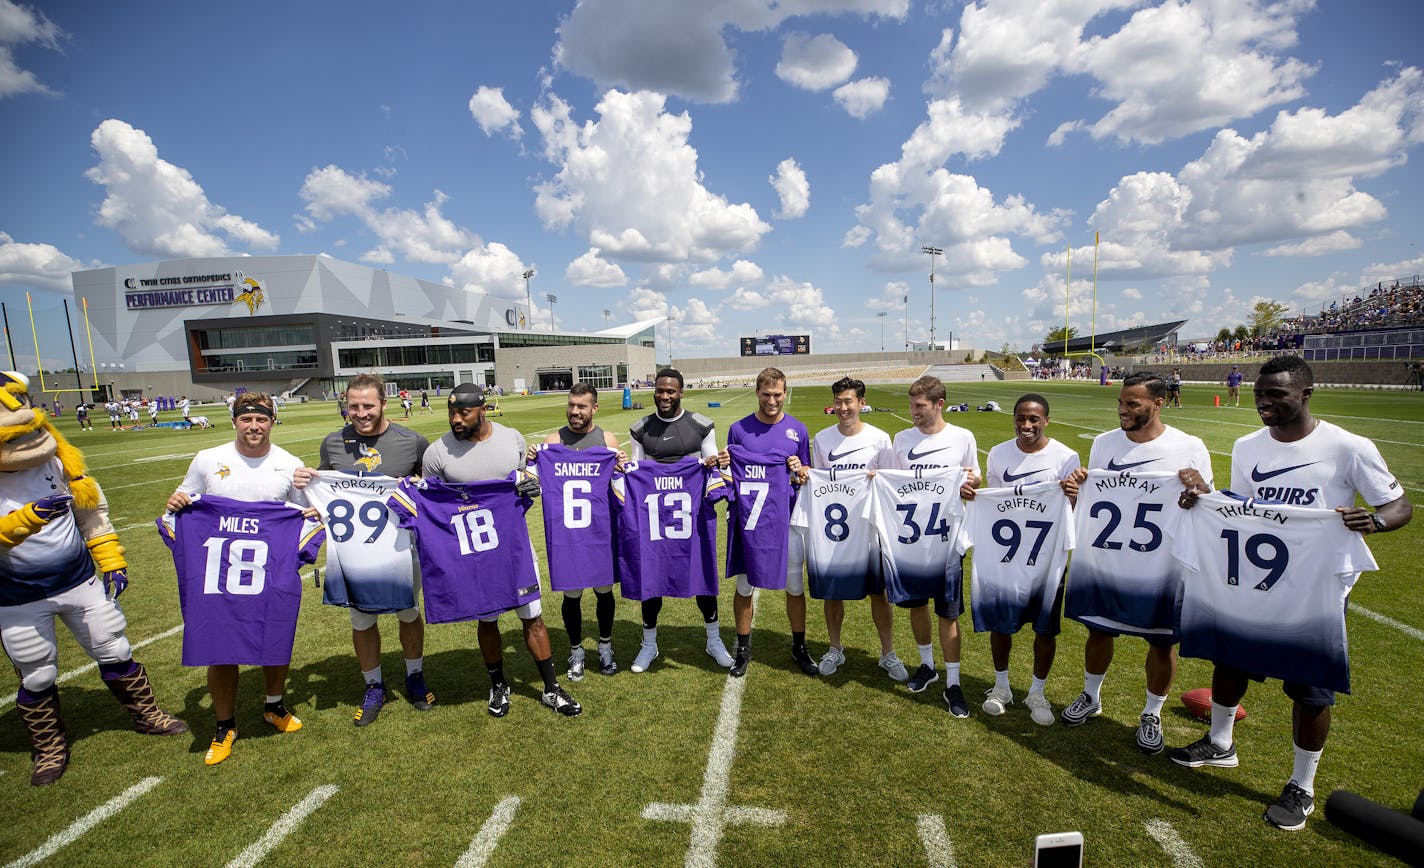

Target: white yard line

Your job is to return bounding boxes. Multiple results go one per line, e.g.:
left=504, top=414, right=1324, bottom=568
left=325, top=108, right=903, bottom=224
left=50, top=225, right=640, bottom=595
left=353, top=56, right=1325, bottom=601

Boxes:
left=1352, top=604, right=1424, bottom=642
left=6, top=776, right=163, bottom=868
left=226, top=785, right=340, bottom=868
left=0, top=624, right=184, bottom=710
left=454, top=796, right=522, bottom=868
left=915, top=814, right=957, bottom=868
left=1143, top=819, right=1203, bottom=868
left=641, top=588, right=786, bottom=868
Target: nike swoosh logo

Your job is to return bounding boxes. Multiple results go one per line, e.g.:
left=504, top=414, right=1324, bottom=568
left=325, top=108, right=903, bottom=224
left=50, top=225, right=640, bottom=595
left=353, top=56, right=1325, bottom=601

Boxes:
left=1105, top=457, right=1157, bottom=471
left=906, top=445, right=951, bottom=462
left=1002, top=468, right=1044, bottom=482
left=826, top=446, right=866, bottom=463
left=1250, top=461, right=1321, bottom=482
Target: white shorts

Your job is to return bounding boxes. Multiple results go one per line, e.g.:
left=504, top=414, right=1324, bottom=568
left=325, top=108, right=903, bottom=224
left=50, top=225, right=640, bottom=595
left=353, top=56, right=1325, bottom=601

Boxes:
left=0, top=578, right=130, bottom=691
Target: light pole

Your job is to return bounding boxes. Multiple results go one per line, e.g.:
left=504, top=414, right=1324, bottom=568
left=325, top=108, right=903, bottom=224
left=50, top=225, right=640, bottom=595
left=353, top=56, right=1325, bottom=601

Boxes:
left=545, top=293, right=558, bottom=331
left=903, top=291, right=909, bottom=352
left=602, top=309, right=611, bottom=327
left=876, top=311, right=887, bottom=352
left=522, top=269, right=535, bottom=330
left=922, top=246, right=942, bottom=349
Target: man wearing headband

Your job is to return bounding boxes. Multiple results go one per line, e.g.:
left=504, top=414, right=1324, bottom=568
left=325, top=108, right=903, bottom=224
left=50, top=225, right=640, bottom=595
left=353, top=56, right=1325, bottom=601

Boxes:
left=166, top=391, right=311, bottom=765
left=421, top=383, right=581, bottom=718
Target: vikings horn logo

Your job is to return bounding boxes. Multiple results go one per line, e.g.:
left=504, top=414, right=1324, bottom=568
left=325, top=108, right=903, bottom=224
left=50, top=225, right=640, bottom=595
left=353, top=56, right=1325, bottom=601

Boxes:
left=234, top=274, right=265, bottom=315
left=356, top=444, right=382, bottom=471
left=216, top=464, right=231, bottom=480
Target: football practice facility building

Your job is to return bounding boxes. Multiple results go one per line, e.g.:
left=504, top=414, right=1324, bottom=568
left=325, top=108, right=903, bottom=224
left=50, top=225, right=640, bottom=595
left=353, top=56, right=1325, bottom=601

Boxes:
left=68, top=255, right=659, bottom=401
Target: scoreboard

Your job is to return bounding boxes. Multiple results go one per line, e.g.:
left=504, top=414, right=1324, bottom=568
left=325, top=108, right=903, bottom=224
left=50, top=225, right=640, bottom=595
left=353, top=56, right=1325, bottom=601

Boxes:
left=739, top=334, right=811, bottom=357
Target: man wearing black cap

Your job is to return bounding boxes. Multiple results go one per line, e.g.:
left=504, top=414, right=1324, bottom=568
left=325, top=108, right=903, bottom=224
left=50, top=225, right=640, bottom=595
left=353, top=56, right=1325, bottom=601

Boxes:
left=421, top=383, right=581, bottom=717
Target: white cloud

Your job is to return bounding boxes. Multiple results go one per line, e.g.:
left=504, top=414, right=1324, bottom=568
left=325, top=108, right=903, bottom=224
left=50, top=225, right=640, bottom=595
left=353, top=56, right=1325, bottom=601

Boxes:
left=468, top=85, right=523, bottom=138
left=554, top=0, right=908, bottom=103
left=530, top=89, right=771, bottom=263
left=689, top=259, right=764, bottom=290
left=1359, top=254, right=1424, bottom=291
left=448, top=241, right=529, bottom=300
left=0, top=230, right=85, bottom=292
left=622, top=286, right=668, bottom=321
left=864, top=280, right=908, bottom=312
left=565, top=247, right=628, bottom=287
left=0, top=0, right=62, bottom=98
left=726, top=287, right=769, bottom=310
left=766, top=274, right=839, bottom=334
left=1121, top=287, right=1142, bottom=300
left=833, top=77, right=889, bottom=118
left=841, top=224, right=871, bottom=248
left=1264, top=230, right=1361, bottom=257
left=85, top=119, right=279, bottom=258
left=776, top=32, right=857, bottom=91
left=299, top=164, right=478, bottom=264
left=770, top=158, right=810, bottom=220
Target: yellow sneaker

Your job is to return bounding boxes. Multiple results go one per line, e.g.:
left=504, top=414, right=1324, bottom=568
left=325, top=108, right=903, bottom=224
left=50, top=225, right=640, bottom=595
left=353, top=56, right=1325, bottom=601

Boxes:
left=204, top=729, right=236, bottom=766
left=263, top=708, right=302, bottom=732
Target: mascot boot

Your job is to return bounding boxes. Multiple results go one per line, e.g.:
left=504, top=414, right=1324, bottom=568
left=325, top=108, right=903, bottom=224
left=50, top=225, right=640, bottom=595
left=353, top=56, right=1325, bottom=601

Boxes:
left=15, top=686, right=69, bottom=786
left=101, top=660, right=189, bottom=735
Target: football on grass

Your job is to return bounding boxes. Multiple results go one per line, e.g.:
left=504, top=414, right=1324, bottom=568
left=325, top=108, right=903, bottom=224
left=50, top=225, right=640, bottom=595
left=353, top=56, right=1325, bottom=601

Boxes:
left=1181, top=687, right=1247, bottom=722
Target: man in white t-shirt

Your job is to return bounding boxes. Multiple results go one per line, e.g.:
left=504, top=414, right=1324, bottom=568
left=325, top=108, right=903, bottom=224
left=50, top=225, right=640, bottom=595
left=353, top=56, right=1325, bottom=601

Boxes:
left=1170, top=356, right=1412, bottom=831
left=890, top=376, right=979, bottom=717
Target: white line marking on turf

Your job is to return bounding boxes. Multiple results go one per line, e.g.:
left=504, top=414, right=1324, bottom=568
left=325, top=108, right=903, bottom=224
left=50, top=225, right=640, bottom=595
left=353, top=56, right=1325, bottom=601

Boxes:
left=226, top=784, right=339, bottom=868
left=640, top=588, right=786, bottom=868
left=454, top=796, right=522, bottom=868
left=1352, top=604, right=1424, bottom=641
left=0, top=624, right=184, bottom=711
left=1143, top=819, right=1203, bottom=868
left=916, top=814, right=957, bottom=868
left=6, top=776, right=163, bottom=868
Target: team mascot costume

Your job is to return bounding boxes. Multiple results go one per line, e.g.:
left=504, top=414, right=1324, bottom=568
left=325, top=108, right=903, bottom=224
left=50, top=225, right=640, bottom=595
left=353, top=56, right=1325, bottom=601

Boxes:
left=0, top=372, right=186, bottom=785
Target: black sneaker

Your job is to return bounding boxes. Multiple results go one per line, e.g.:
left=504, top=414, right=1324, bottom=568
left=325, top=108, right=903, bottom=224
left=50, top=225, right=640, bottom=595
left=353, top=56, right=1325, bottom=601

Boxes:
left=791, top=645, right=819, bottom=677
left=405, top=671, right=435, bottom=711
left=942, top=684, right=969, bottom=717
left=353, top=683, right=386, bottom=727
left=597, top=644, right=618, bottom=676
left=540, top=684, right=582, bottom=717
left=730, top=646, right=751, bottom=678
left=1168, top=735, right=1238, bottom=768
left=906, top=664, right=940, bottom=694
left=486, top=683, right=511, bottom=718
left=1264, top=781, right=1314, bottom=831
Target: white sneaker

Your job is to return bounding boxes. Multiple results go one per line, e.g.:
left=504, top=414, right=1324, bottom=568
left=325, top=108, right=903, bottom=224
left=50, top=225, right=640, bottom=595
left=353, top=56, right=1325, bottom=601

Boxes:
left=706, top=637, right=735, bottom=668
left=818, top=647, right=846, bottom=676
left=878, top=651, right=910, bottom=682
left=631, top=641, right=659, bottom=673
left=566, top=647, right=586, bottom=682
left=1025, top=692, right=1054, bottom=726
left=982, top=684, right=1014, bottom=716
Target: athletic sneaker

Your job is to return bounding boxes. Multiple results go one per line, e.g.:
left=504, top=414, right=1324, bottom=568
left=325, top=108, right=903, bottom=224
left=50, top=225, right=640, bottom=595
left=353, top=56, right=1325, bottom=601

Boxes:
left=631, top=641, right=659, bottom=674
left=818, top=647, right=846, bottom=676
left=878, top=652, right=910, bottom=682
left=1025, top=692, right=1054, bottom=726
left=1059, top=692, right=1101, bottom=726
left=567, top=647, right=586, bottom=682
left=353, top=683, right=386, bottom=727
left=791, top=645, right=819, bottom=677
left=1264, top=782, right=1314, bottom=831
left=943, top=684, right=969, bottom=718
left=1136, top=712, right=1164, bottom=755
left=598, top=644, right=618, bottom=676
left=906, top=664, right=940, bottom=694
left=405, top=670, right=435, bottom=710
left=729, top=646, right=751, bottom=678
left=981, top=684, right=1013, bottom=716
left=706, top=637, right=735, bottom=668
left=262, top=706, right=302, bottom=733
left=1168, top=735, right=1238, bottom=768
left=540, top=684, right=582, bottom=717
left=204, top=728, right=236, bottom=766
left=487, top=683, right=511, bottom=718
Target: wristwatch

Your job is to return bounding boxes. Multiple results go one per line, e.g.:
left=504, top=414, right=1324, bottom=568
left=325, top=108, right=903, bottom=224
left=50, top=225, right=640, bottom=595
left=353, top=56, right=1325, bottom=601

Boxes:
left=1370, top=513, right=1387, bottom=532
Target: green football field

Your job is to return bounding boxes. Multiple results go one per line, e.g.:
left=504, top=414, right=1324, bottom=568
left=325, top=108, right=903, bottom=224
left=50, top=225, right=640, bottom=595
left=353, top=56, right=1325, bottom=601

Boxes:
left=2, top=380, right=1421, bottom=866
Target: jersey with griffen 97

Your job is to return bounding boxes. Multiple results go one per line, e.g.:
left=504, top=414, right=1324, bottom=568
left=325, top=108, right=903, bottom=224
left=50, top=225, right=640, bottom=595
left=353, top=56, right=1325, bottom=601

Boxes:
left=791, top=468, right=875, bottom=600
left=613, top=456, right=726, bottom=600
left=1230, top=420, right=1400, bottom=510
left=0, top=459, right=93, bottom=606
left=724, top=445, right=796, bottom=589
left=304, top=473, right=415, bottom=614
left=530, top=444, right=620, bottom=592
left=387, top=476, right=539, bottom=623
left=812, top=423, right=894, bottom=471
left=985, top=438, right=1081, bottom=489
left=1173, top=491, right=1378, bottom=693
left=1065, top=469, right=1191, bottom=638
left=867, top=467, right=967, bottom=605
left=961, top=481, right=1075, bottom=635
left=157, top=495, right=324, bottom=666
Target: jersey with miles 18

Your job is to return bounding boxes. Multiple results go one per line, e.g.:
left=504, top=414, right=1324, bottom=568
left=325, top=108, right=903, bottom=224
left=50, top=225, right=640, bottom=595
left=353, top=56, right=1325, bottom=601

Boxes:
left=530, top=444, right=619, bottom=592
left=962, top=481, right=1075, bottom=634
left=791, top=468, right=874, bottom=600
left=305, top=473, right=415, bottom=614
left=867, top=467, right=967, bottom=605
left=614, top=457, right=725, bottom=600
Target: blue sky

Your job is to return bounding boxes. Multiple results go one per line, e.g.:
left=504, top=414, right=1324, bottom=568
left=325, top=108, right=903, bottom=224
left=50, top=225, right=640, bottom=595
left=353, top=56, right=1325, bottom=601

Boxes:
left=2, top=0, right=1421, bottom=368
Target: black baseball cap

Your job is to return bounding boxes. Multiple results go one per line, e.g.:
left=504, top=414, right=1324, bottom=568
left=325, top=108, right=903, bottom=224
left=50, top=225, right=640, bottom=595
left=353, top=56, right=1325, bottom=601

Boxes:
left=448, top=383, right=486, bottom=408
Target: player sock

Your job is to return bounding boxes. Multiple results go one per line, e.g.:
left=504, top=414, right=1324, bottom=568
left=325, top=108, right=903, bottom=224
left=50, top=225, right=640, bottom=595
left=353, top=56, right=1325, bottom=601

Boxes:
left=1029, top=675, right=1048, bottom=696
left=595, top=589, right=615, bottom=638
left=362, top=666, right=382, bottom=686
left=486, top=662, right=507, bottom=688
left=696, top=595, right=719, bottom=623
left=1209, top=701, right=1237, bottom=750
left=264, top=694, right=283, bottom=707
left=562, top=595, right=583, bottom=647
left=944, top=662, right=961, bottom=687
left=736, top=633, right=750, bottom=651
left=1291, top=745, right=1322, bottom=794
left=1144, top=691, right=1167, bottom=717
left=534, top=656, right=558, bottom=692
left=641, top=597, right=663, bottom=629
left=98, top=659, right=140, bottom=679
left=263, top=699, right=289, bottom=717
left=1083, top=672, right=1105, bottom=704
left=641, top=626, right=658, bottom=646
left=704, top=621, right=722, bottom=641
left=215, top=717, right=236, bottom=735
left=791, top=631, right=806, bottom=651
left=404, top=656, right=423, bottom=676
left=994, top=669, right=1010, bottom=693
left=917, top=644, right=934, bottom=668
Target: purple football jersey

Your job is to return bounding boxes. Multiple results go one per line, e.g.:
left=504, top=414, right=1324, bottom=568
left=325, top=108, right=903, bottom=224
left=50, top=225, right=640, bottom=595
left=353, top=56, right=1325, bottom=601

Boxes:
left=725, top=444, right=795, bottom=589
left=387, top=476, right=540, bottom=623
left=157, top=495, right=323, bottom=667
left=615, top=457, right=725, bottom=600
left=533, top=444, right=619, bottom=592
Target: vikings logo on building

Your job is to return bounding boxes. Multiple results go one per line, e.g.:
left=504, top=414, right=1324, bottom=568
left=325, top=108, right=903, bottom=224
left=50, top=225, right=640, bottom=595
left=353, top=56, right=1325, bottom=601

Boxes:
left=234, top=272, right=265, bottom=316
left=215, top=464, right=231, bottom=480
left=355, top=444, right=382, bottom=472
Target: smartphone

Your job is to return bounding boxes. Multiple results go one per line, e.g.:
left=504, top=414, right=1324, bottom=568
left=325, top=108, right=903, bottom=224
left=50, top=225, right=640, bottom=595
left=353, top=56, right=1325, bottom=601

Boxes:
left=1034, top=831, right=1084, bottom=868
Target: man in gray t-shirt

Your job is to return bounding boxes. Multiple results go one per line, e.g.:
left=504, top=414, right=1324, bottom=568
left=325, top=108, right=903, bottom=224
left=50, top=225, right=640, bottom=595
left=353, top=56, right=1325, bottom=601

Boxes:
left=421, top=384, right=581, bottom=718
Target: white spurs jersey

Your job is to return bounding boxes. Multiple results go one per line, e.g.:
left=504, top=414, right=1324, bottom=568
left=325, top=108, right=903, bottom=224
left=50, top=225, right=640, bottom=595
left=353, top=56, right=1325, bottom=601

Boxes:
left=813, top=423, right=895, bottom=471
left=1173, top=492, right=1377, bottom=693
left=304, top=473, right=417, bottom=614
left=985, top=438, right=1081, bottom=488
left=1086, top=425, right=1212, bottom=480
left=867, top=467, right=967, bottom=605
left=791, top=468, right=876, bottom=600
left=961, top=480, right=1075, bottom=635
left=893, top=424, right=980, bottom=475
left=1229, top=421, right=1400, bottom=510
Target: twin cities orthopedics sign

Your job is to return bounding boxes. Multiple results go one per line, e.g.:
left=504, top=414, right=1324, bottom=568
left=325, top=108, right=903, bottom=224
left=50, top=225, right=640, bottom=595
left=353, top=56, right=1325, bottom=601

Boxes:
left=122, top=271, right=265, bottom=315
left=738, top=334, right=811, bottom=357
